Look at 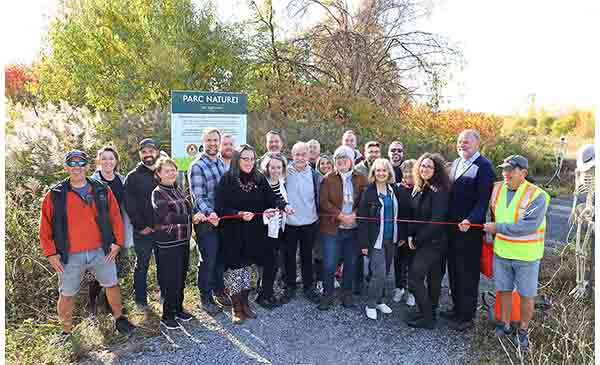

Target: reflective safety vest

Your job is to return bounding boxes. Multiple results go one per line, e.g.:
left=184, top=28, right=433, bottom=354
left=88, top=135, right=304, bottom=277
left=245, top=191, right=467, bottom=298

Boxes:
left=490, top=180, right=550, bottom=261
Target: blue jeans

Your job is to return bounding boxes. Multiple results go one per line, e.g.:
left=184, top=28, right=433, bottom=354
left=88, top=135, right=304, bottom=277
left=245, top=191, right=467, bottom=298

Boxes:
left=322, top=229, right=359, bottom=296
left=133, top=232, right=159, bottom=305
left=195, top=223, right=225, bottom=298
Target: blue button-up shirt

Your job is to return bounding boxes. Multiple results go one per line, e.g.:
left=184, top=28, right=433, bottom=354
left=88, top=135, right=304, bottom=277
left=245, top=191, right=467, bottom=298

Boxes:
left=188, top=153, right=226, bottom=215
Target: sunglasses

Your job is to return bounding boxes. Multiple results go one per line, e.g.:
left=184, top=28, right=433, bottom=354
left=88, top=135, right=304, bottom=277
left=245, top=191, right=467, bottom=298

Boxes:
left=66, top=160, right=88, bottom=167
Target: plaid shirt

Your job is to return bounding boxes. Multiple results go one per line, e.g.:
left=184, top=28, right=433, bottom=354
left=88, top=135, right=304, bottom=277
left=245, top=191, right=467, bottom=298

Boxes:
left=188, top=153, right=226, bottom=216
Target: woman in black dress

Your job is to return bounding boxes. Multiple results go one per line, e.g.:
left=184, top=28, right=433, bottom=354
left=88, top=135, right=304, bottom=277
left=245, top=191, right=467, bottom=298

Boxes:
left=405, top=153, right=451, bottom=329
left=215, top=145, right=292, bottom=324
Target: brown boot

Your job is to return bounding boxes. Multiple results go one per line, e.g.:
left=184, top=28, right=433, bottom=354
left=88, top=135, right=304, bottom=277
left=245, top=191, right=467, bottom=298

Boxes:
left=241, top=289, right=257, bottom=319
left=213, top=289, right=232, bottom=307
left=231, top=294, right=246, bottom=324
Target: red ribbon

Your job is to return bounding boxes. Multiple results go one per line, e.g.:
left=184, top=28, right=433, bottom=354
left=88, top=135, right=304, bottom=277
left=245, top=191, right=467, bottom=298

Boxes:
left=215, top=211, right=483, bottom=228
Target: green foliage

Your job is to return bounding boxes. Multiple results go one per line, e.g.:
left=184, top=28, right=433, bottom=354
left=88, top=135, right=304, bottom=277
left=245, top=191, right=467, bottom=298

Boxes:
left=552, top=113, right=578, bottom=136
left=40, top=0, right=251, bottom=113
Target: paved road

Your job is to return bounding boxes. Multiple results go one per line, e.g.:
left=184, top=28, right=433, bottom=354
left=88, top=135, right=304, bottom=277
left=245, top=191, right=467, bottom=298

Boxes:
left=86, top=197, right=573, bottom=364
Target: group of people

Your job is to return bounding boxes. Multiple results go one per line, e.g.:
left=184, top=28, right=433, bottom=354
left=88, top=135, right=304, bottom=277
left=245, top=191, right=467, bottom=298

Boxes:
left=39, top=127, right=549, bottom=351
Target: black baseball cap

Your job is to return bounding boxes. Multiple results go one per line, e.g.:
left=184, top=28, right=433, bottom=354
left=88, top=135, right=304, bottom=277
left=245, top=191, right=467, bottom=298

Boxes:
left=498, top=155, right=528, bottom=170
left=139, top=138, right=159, bottom=151
left=64, top=149, right=88, bottom=163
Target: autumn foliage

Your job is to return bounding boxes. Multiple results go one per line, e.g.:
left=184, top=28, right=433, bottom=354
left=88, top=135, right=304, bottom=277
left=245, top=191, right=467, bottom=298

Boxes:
left=5, top=63, right=37, bottom=105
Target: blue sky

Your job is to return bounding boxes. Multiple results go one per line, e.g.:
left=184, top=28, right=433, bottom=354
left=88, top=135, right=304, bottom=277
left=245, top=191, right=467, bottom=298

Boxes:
left=4, top=0, right=598, bottom=115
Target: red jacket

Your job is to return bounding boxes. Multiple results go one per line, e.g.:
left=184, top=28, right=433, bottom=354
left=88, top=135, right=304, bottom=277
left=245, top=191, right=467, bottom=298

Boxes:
left=39, top=183, right=124, bottom=257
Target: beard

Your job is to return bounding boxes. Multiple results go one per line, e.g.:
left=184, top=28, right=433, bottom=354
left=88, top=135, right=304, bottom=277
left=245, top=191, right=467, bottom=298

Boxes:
left=142, top=156, right=156, bottom=166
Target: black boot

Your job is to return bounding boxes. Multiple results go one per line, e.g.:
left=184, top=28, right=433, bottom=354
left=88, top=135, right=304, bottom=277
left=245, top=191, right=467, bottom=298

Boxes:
left=87, top=280, right=102, bottom=315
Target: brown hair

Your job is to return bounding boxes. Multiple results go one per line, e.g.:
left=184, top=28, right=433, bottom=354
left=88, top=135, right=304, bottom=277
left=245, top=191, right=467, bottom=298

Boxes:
left=413, top=153, right=450, bottom=192
left=96, top=146, right=120, bottom=171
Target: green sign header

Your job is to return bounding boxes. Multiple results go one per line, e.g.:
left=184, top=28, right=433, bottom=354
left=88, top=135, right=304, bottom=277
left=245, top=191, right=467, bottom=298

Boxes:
left=171, top=91, right=247, bottom=114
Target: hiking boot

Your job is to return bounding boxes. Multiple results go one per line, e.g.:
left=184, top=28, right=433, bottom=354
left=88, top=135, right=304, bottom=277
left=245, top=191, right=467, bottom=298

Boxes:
left=115, top=316, right=135, bottom=334
left=517, top=328, right=529, bottom=351
left=231, top=294, right=246, bottom=324
left=175, top=311, right=194, bottom=322
left=214, top=289, right=232, bottom=307
left=318, top=295, right=334, bottom=311
left=160, top=318, right=180, bottom=330
left=199, top=297, right=222, bottom=315
left=495, top=322, right=512, bottom=338
left=342, top=292, right=355, bottom=308
left=241, top=290, right=257, bottom=319
left=304, top=288, right=321, bottom=304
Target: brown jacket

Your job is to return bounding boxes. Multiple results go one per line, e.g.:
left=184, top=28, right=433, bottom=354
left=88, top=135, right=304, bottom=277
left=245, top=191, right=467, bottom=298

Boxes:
left=319, top=170, right=369, bottom=235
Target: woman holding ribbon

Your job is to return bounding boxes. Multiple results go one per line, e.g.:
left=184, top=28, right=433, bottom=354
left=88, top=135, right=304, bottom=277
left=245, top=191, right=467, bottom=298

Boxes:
left=215, top=145, right=292, bottom=324
left=358, top=158, right=409, bottom=320
left=405, top=153, right=451, bottom=329
left=257, top=152, right=289, bottom=309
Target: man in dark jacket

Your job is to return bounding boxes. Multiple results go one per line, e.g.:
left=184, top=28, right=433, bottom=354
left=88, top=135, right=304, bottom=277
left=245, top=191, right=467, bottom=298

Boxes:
left=443, top=129, right=496, bottom=331
left=124, top=138, right=160, bottom=310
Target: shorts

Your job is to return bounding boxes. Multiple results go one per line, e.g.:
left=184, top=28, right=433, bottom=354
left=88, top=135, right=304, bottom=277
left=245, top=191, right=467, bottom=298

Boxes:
left=58, top=248, right=118, bottom=296
left=493, top=254, right=540, bottom=298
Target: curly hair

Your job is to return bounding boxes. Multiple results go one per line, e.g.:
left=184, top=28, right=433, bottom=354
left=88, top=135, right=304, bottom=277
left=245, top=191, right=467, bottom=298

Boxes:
left=413, top=153, right=450, bottom=192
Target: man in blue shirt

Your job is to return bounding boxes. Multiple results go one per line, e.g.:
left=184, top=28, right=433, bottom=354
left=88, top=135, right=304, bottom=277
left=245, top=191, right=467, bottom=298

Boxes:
left=188, top=128, right=230, bottom=314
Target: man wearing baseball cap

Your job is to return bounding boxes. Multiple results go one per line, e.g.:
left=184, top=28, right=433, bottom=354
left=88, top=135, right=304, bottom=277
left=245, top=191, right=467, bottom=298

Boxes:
left=483, top=154, right=550, bottom=351
left=39, top=150, right=134, bottom=339
left=124, top=138, right=160, bottom=310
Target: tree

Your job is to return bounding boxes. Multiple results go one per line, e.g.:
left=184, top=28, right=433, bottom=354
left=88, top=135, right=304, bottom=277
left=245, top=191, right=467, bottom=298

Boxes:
left=283, top=0, right=461, bottom=104
left=5, top=64, right=37, bottom=107
left=40, top=0, right=252, bottom=112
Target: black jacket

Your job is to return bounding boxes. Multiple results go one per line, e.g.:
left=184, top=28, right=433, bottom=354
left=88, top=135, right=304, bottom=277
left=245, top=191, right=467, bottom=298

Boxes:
left=409, top=185, right=450, bottom=245
left=215, top=171, right=287, bottom=270
left=358, top=183, right=410, bottom=250
left=124, top=163, right=158, bottom=231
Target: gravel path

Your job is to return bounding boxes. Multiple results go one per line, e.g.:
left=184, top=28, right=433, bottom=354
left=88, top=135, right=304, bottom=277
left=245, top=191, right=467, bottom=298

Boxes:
left=86, top=197, right=572, bottom=364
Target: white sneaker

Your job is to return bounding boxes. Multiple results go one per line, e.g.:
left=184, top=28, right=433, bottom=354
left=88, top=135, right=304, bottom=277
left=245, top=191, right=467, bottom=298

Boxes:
left=316, top=281, right=324, bottom=294
left=365, top=306, right=377, bottom=320
left=392, top=288, right=405, bottom=303
left=376, top=303, right=392, bottom=314
left=334, top=278, right=341, bottom=289
left=406, top=293, right=416, bottom=307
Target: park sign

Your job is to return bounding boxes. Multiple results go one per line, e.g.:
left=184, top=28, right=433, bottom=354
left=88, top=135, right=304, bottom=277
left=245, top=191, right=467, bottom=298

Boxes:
left=171, top=90, right=247, bottom=171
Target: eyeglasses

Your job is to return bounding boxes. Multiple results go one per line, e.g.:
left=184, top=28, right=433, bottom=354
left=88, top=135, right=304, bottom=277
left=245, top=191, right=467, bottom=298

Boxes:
left=390, top=149, right=404, bottom=153
left=66, top=160, right=87, bottom=167
left=240, top=157, right=256, bottom=162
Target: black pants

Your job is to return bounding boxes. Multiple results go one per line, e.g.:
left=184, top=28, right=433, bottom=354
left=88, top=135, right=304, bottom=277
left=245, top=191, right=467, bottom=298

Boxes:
left=284, top=223, right=317, bottom=290
left=447, top=228, right=483, bottom=321
left=408, top=240, right=447, bottom=321
left=260, top=234, right=284, bottom=298
left=156, top=243, right=190, bottom=320
left=395, top=244, right=414, bottom=289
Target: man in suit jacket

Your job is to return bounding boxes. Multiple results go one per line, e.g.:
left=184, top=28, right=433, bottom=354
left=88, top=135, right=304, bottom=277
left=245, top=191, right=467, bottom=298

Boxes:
left=443, top=129, right=496, bottom=331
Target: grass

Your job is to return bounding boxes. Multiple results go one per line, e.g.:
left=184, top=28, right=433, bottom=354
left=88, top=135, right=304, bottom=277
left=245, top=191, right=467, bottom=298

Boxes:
left=6, top=250, right=203, bottom=364
left=467, top=244, right=595, bottom=364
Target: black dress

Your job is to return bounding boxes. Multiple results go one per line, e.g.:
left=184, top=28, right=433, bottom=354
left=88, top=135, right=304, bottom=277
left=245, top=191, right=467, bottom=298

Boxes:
left=215, top=170, right=286, bottom=270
